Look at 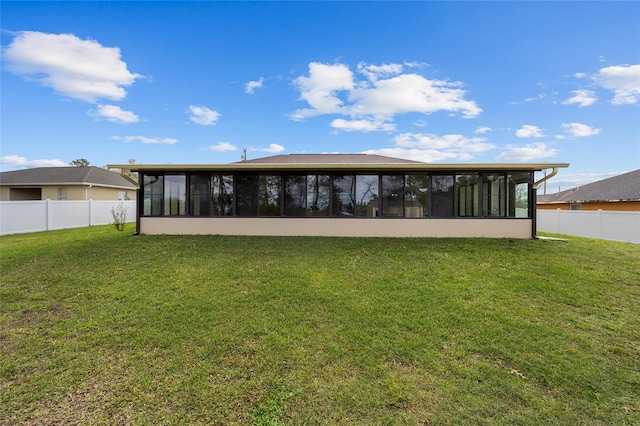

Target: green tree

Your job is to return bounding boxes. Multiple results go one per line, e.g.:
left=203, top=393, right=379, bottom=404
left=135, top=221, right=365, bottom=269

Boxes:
left=69, top=158, right=90, bottom=167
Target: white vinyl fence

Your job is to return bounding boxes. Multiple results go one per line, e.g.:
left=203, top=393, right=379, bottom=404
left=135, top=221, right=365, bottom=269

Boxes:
left=537, top=209, right=640, bottom=244
left=0, top=200, right=137, bottom=236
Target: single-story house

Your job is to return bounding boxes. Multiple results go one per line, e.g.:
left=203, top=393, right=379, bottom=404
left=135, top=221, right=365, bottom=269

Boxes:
left=0, top=166, right=137, bottom=201
left=537, top=169, right=640, bottom=211
left=108, top=154, right=568, bottom=238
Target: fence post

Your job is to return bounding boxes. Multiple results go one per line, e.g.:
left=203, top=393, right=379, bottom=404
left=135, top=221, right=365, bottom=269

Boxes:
left=88, top=199, right=93, bottom=227
left=46, top=199, right=51, bottom=231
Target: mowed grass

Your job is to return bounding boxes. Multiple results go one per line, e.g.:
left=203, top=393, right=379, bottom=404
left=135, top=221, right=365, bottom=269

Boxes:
left=1, top=226, right=639, bottom=425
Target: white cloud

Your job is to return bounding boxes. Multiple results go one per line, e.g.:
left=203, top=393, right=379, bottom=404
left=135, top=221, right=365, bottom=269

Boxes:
left=112, top=135, right=177, bottom=144
left=1, top=155, right=66, bottom=168
left=592, top=64, right=640, bottom=105
left=92, top=104, right=139, bottom=123
left=245, top=77, right=264, bottom=94
left=356, top=62, right=403, bottom=81
left=188, top=105, right=220, bottom=126
left=208, top=142, right=237, bottom=152
left=475, top=126, right=492, bottom=134
left=516, top=125, right=544, bottom=138
left=360, top=130, right=497, bottom=163
left=3, top=31, right=140, bottom=103
left=330, top=118, right=395, bottom=132
left=290, top=62, right=354, bottom=120
left=562, top=89, right=597, bottom=107
left=394, top=132, right=495, bottom=153
left=349, top=73, right=481, bottom=118
left=496, top=143, right=558, bottom=162
left=290, top=61, right=481, bottom=127
left=262, top=143, right=285, bottom=153
left=562, top=122, right=601, bottom=137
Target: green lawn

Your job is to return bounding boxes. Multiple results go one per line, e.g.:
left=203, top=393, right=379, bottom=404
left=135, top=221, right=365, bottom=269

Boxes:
left=1, top=226, right=639, bottom=425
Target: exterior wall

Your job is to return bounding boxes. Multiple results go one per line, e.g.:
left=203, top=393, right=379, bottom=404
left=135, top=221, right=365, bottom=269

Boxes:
left=1, top=185, right=136, bottom=201
left=537, top=201, right=640, bottom=211
left=86, top=186, right=136, bottom=200
left=139, top=217, right=533, bottom=239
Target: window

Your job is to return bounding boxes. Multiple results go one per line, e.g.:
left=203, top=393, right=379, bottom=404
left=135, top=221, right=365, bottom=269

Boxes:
left=190, top=173, right=212, bottom=216
left=284, top=175, right=307, bottom=216
left=306, top=174, right=330, bottom=217
left=431, top=175, right=454, bottom=217
left=143, top=175, right=163, bottom=216
left=456, top=173, right=479, bottom=217
left=483, top=173, right=506, bottom=217
left=164, top=175, right=186, bottom=216
left=332, top=175, right=355, bottom=217
left=570, top=203, right=582, bottom=211
left=355, top=175, right=379, bottom=217
left=118, top=191, right=129, bottom=200
left=211, top=175, right=234, bottom=216
left=509, top=172, right=531, bottom=217
left=405, top=174, right=429, bottom=217
left=258, top=175, right=281, bottom=216
left=191, top=174, right=234, bottom=216
left=382, top=175, right=404, bottom=217
left=236, top=175, right=259, bottom=216
left=58, top=187, right=68, bottom=200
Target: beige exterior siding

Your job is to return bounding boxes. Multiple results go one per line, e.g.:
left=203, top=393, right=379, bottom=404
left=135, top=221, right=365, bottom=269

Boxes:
left=140, top=217, right=533, bottom=239
left=537, top=201, right=639, bottom=211
left=0, top=185, right=135, bottom=201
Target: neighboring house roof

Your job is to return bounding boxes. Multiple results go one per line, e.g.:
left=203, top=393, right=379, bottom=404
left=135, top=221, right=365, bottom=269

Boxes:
left=537, top=169, right=640, bottom=203
left=0, top=166, right=137, bottom=189
left=237, top=154, right=423, bottom=164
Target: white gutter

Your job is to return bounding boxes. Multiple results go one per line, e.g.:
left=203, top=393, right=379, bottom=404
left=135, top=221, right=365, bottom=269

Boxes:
left=533, top=167, right=559, bottom=190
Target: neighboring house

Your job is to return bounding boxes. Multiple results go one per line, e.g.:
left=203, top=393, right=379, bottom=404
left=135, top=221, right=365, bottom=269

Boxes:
left=537, top=169, right=640, bottom=211
left=108, top=154, right=568, bottom=238
left=0, top=166, right=137, bottom=201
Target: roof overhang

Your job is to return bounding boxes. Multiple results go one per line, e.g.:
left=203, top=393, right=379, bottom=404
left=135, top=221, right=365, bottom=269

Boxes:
left=107, top=162, right=570, bottom=173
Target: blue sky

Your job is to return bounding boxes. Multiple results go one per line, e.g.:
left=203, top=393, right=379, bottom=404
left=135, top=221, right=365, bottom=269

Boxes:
left=1, top=1, right=639, bottom=192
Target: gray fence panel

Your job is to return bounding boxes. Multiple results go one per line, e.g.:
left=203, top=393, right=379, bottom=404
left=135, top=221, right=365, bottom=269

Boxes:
left=0, top=200, right=136, bottom=236
left=537, top=209, right=640, bottom=244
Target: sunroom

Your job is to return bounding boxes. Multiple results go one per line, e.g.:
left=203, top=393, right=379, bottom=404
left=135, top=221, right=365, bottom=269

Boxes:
left=109, top=154, right=568, bottom=238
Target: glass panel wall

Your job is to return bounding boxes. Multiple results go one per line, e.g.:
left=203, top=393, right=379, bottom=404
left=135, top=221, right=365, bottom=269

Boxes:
left=236, top=175, right=258, bottom=216
left=190, top=173, right=211, bottom=216
left=483, top=173, right=506, bottom=217
left=508, top=172, right=531, bottom=218
left=143, top=175, right=163, bottom=216
left=212, top=174, right=234, bottom=216
left=332, top=175, right=355, bottom=217
left=405, top=174, right=429, bottom=217
left=456, top=173, right=479, bottom=217
left=355, top=175, right=379, bottom=217
left=284, top=175, right=307, bottom=216
left=382, top=175, right=404, bottom=217
left=431, top=175, right=454, bottom=217
left=306, top=174, right=330, bottom=217
left=140, top=170, right=532, bottom=219
left=258, top=174, right=281, bottom=216
left=164, top=175, right=186, bottom=216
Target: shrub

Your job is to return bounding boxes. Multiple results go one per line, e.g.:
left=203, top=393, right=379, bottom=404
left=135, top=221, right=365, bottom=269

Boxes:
left=111, top=203, right=128, bottom=231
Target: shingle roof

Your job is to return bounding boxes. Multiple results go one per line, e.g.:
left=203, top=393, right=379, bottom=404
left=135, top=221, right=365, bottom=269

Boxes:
left=537, top=169, right=640, bottom=203
left=237, top=154, right=423, bottom=164
left=0, top=166, right=136, bottom=189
